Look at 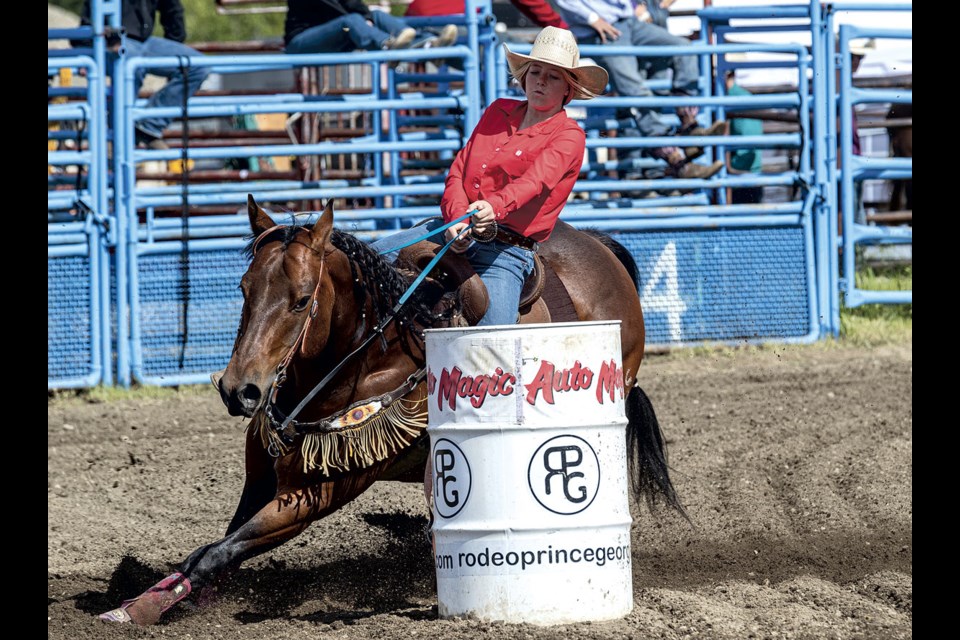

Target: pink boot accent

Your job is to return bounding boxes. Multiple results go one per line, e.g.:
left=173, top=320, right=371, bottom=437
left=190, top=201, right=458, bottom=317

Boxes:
left=98, top=572, right=192, bottom=625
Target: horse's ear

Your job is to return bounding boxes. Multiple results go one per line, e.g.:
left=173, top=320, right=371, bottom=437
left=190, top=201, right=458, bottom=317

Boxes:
left=310, top=199, right=335, bottom=252
left=247, top=194, right=275, bottom=236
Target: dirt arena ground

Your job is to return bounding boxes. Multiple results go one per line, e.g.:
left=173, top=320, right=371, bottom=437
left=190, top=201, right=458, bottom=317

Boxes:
left=48, top=342, right=912, bottom=640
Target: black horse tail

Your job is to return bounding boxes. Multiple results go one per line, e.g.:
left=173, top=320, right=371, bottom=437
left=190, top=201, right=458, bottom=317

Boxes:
left=580, top=228, right=639, bottom=292
left=626, top=385, right=687, bottom=518
left=579, top=230, right=682, bottom=515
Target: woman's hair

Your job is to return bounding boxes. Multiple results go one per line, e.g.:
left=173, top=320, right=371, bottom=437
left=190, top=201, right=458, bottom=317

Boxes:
left=511, top=60, right=599, bottom=105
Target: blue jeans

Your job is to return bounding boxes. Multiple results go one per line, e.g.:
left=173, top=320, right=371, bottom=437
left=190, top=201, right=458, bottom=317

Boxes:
left=370, top=219, right=536, bottom=326
left=122, top=37, right=210, bottom=139
left=585, top=17, right=699, bottom=162
left=285, top=12, right=412, bottom=54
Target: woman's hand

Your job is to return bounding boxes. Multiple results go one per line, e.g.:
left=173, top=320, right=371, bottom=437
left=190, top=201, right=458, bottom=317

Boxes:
left=468, top=200, right=496, bottom=235
left=444, top=221, right=473, bottom=253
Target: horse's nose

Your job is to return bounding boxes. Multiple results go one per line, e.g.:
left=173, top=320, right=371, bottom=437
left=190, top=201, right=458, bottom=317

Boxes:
left=237, top=384, right=262, bottom=411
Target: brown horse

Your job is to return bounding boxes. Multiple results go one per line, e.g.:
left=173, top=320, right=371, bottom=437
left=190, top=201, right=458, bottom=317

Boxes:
left=99, top=195, right=682, bottom=625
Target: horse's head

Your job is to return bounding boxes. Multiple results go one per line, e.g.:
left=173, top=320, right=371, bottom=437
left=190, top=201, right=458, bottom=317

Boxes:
left=217, top=195, right=346, bottom=417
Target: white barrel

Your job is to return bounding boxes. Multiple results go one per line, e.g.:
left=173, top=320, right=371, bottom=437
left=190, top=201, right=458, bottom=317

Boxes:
left=425, top=321, right=633, bottom=625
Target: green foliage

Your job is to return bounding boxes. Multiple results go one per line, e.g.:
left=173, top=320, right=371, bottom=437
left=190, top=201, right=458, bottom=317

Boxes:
left=49, top=0, right=286, bottom=42
left=49, top=1, right=411, bottom=42
left=178, top=0, right=285, bottom=43
left=51, top=0, right=84, bottom=14
left=840, top=265, right=912, bottom=346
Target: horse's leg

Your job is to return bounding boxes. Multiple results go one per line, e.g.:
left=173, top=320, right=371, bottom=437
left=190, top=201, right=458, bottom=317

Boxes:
left=99, top=466, right=384, bottom=625
left=226, top=426, right=277, bottom=536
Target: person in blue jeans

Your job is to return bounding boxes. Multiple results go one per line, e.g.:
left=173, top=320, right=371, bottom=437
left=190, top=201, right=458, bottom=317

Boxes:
left=284, top=0, right=457, bottom=54
left=373, top=218, right=537, bottom=327
left=554, top=0, right=725, bottom=179
left=372, top=26, right=608, bottom=327
left=77, top=0, right=210, bottom=150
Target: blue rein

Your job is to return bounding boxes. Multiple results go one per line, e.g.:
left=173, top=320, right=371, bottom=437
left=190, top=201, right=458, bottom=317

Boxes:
left=275, top=211, right=478, bottom=434
left=385, top=211, right=477, bottom=306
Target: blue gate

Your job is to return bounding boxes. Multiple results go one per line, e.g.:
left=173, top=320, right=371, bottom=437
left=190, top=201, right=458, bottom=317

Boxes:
left=47, top=0, right=911, bottom=388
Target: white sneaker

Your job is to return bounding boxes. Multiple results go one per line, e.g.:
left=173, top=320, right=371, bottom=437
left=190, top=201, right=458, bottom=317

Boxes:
left=434, top=24, right=458, bottom=47
left=384, top=27, right=417, bottom=50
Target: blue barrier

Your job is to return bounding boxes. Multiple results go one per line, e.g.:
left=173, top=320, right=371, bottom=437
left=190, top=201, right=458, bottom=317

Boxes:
left=47, top=0, right=911, bottom=388
left=48, top=20, right=114, bottom=387
left=836, top=22, right=912, bottom=310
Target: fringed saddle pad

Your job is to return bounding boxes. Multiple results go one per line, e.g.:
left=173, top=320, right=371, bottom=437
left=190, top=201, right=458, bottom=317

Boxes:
left=251, top=382, right=428, bottom=475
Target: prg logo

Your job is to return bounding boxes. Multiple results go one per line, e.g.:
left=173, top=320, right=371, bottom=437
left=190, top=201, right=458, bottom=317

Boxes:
left=528, top=435, right=600, bottom=515
left=432, top=438, right=471, bottom=519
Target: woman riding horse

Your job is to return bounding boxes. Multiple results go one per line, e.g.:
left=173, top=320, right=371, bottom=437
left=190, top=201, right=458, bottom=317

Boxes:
left=372, top=26, right=608, bottom=326
left=99, top=27, right=682, bottom=626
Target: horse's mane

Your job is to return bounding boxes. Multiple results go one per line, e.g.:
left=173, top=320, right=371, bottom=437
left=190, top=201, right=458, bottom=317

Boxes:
left=242, top=221, right=447, bottom=346
left=241, top=221, right=451, bottom=475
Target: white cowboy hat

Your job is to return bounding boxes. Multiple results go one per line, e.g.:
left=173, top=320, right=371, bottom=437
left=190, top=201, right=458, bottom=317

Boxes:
left=503, top=26, right=609, bottom=100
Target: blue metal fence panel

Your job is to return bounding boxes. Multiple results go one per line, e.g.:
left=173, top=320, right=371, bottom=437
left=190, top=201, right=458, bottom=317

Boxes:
left=47, top=0, right=911, bottom=389
left=836, top=23, right=912, bottom=310
left=135, top=250, right=246, bottom=384
left=615, top=227, right=812, bottom=346
left=48, top=254, right=96, bottom=386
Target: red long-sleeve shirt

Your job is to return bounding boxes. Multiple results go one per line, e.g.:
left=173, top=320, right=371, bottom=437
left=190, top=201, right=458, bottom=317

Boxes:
left=405, top=0, right=568, bottom=29
left=441, top=98, right=586, bottom=242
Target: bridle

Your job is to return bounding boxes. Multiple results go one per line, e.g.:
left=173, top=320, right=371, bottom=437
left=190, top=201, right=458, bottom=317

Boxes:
left=241, top=214, right=475, bottom=455
left=245, top=225, right=426, bottom=455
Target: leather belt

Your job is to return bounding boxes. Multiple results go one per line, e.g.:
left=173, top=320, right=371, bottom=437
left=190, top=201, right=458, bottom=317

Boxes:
left=493, top=225, right=539, bottom=252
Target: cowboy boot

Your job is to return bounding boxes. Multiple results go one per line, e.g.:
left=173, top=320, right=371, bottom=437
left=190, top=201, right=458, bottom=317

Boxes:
left=678, top=120, right=728, bottom=160
left=675, top=159, right=724, bottom=179
left=654, top=147, right=724, bottom=180
left=683, top=120, right=729, bottom=138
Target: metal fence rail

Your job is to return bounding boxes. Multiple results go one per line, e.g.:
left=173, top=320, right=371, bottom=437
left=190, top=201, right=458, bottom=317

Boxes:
left=836, top=23, right=912, bottom=310
left=47, top=33, right=112, bottom=387
left=47, top=0, right=911, bottom=388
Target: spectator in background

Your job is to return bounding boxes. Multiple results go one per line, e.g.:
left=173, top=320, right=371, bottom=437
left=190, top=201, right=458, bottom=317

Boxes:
left=554, top=0, right=726, bottom=179
left=77, top=0, right=210, bottom=150
left=634, top=0, right=675, bottom=27
left=724, top=68, right=764, bottom=204
left=846, top=39, right=874, bottom=158
left=406, top=0, right=569, bottom=29
left=285, top=0, right=458, bottom=55
left=631, top=0, right=673, bottom=89
left=841, top=38, right=874, bottom=223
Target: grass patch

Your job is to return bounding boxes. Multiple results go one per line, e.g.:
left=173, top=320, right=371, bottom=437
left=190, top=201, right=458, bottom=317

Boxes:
left=840, top=264, right=912, bottom=346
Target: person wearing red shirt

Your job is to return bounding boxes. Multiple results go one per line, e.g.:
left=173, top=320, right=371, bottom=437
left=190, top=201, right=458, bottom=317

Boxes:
left=373, top=26, right=606, bottom=326
left=406, top=0, right=569, bottom=29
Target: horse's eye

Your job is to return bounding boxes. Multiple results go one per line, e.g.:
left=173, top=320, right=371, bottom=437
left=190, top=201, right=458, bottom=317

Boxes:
left=293, top=296, right=311, bottom=312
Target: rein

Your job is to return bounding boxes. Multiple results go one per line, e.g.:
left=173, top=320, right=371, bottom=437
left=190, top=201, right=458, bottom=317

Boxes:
left=251, top=212, right=476, bottom=454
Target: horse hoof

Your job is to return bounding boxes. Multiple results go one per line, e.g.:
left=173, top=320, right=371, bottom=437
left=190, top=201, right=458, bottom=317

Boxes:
left=98, top=572, right=193, bottom=625
left=98, top=607, right=133, bottom=623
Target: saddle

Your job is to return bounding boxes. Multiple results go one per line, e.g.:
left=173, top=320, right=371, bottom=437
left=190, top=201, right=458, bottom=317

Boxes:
left=395, top=240, right=578, bottom=326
